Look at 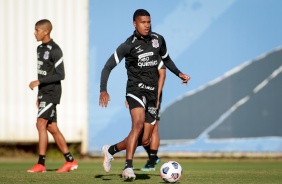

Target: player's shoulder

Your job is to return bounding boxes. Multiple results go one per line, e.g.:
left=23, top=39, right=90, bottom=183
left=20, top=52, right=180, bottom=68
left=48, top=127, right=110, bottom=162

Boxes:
left=124, top=34, right=135, bottom=45
left=150, top=32, right=164, bottom=40
left=48, top=40, right=61, bottom=51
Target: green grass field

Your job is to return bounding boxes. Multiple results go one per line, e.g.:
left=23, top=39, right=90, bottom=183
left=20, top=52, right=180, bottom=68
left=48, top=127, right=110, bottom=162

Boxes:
left=0, top=158, right=282, bottom=184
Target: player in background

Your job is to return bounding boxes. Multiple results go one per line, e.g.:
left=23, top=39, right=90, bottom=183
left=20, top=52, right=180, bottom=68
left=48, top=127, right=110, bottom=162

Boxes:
left=122, top=60, right=165, bottom=171
left=99, top=9, right=190, bottom=180
left=27, top=19, right=78, bottom=173
left=141, top=61, right=166, bottom=171
left=103, top=60, right=165, bottom=173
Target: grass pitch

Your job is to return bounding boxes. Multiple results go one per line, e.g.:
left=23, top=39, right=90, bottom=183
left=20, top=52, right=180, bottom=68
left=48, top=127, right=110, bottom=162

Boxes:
left=0, top=158, right=282, bottom=184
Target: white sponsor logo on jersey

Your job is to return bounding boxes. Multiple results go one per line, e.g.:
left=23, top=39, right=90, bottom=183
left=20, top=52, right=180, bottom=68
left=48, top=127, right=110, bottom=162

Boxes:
left=38, top=69, right=47, bottom=75
left=138, top=52, right=154, bottom=59
left=137, top=52, right=158, bottom=68
left=138, top=83, right=155, bottom=91
left=37, top=60, right=47, bottom=75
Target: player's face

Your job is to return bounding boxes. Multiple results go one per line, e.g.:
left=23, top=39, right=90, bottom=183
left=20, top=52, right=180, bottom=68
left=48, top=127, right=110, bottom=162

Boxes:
left=134, top=15, right=151, bottom=36
left=34, top=25, right=47, bottom=42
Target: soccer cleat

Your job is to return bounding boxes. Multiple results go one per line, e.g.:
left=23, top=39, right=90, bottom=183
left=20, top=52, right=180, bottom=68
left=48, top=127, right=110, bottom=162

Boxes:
left=155, top=156, right=161, bottom=165
left=122, top=167, right=136, bottom=181
left=140, top=156, right=161, bottom=171
left=102, top=145, right=114, bottom=172
left=56, top=160, right=78, bottom=172
left=27, top=164, right=46, bottom=173
left=140, top=164, right=156, bottom=171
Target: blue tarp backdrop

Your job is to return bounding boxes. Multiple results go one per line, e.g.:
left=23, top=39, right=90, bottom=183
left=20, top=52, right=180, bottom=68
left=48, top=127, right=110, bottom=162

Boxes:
left=88, top=0, right=282, bottom=153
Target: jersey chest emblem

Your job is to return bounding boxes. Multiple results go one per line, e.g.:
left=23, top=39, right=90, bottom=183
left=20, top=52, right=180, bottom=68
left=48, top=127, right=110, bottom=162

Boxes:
left=152, top=39, right=159, bottom=48
left=43, top=51, right=50, bottom=60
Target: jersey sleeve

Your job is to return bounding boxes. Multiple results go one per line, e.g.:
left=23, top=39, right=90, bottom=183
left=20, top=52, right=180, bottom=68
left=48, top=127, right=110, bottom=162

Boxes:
left=39, top=48, right=65, bottom=84
left=159, top=36, right=182, bottom=76
left=100, top=42, right=130, bottom=92
left=158, top=59, right=166, bottom=70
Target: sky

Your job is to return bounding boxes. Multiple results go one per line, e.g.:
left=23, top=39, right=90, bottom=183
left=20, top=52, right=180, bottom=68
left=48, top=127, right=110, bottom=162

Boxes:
left=88, top=0, right=282, bottom=151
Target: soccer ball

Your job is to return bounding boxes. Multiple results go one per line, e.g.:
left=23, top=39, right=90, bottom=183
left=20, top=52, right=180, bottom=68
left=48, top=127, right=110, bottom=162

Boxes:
left=160, top=161, right=182, bottom=183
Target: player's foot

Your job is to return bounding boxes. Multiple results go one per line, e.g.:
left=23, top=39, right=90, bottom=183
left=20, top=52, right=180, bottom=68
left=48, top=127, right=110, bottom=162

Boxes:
left=155, top=156, right=161, bottom=165
left=122, top=167, right=136, bottom=181
left=27, top=164, right=46, bottom=173
left=102, top=145, right=114, bottom=172
left=56, top=160, right=78, bottom=172
left=140, top=164, right=156, bottom=171
left=140, top=156, right=160, bottom=171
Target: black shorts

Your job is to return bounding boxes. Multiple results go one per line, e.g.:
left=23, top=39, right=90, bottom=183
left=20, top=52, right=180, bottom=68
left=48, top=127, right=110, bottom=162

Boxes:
left=156, top=106, right=161, bottom=121
left=37, top=101, right=57, bottom=122
left=126, top=92, right=157, bottom=125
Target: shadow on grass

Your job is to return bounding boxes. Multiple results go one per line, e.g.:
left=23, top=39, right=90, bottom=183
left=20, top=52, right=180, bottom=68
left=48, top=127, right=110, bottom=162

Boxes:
left=95, top=173, right=160, bottom=181
left=46, top=169, right=58, bottom=171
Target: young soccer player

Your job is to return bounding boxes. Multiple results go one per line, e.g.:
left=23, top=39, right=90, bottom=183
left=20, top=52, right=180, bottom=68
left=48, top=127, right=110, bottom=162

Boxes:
left=99, top=9, right=190, bottom=180
left=27, top=19, right=78, bottom=173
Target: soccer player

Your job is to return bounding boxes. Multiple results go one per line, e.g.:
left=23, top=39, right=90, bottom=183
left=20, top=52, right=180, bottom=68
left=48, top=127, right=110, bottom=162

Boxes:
left=141, top=61, right=166, bottom=171
left=27, top=19, right=78, bottom=173
left=99, top=9, right=190, bottom=180
left=125, top=25, right=165, bottom=172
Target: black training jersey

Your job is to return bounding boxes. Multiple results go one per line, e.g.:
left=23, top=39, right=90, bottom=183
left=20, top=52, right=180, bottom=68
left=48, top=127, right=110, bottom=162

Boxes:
left=100, top=31, right=181, bottom=94
left=37, top=39, right=65, bottom=104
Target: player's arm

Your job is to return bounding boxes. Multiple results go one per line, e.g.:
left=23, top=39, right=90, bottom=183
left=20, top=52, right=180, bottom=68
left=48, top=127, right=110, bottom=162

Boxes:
left=159, top=36, right=190, bottom=85
left=99, top=42, right=130, bottom=107
left=157, top=61, right=166, bottom=108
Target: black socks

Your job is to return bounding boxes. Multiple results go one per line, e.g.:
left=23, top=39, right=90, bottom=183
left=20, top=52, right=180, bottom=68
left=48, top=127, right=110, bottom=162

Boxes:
left=38, top=155, right=46, bottom=166
left=64, top=152, right=74, bottom=162
left=108, top=144, right=119, bottom=155
left=125, top=159, right=133, bottom=169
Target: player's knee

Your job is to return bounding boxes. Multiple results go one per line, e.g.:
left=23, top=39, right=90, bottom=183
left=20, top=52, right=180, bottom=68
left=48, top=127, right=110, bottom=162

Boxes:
left=47, top=124, right=59, bottom=134
left=142, top=139, right=150, bottom=147
left=36, top=119, right=47, bottom=131
left=133, top=120, right=144, bottom=131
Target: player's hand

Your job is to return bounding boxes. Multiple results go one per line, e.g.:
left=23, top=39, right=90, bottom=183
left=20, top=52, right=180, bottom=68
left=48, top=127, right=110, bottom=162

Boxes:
left=99, top=91, right=110, bottom=108
left=36, top=99, right=39, bottom=108
left=179, top=73, right=190, bottom=86
left=125, top=100, right=129, bottom=108
left=156, top=100, right=160, bottom=109
left=29, top=80, right=40, bottom=90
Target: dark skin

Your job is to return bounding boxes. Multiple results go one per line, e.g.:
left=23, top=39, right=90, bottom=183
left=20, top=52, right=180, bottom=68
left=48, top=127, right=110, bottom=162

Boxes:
left=99, top=15, right=190, bottom=161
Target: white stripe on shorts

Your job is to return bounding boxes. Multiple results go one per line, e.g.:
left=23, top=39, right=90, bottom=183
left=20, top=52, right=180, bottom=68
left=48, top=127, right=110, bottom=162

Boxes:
left=150, top=119, right=156, bottom=125
left=37, top=103, right=53, bottom=117
left=127, top=93, right=145, bottom=109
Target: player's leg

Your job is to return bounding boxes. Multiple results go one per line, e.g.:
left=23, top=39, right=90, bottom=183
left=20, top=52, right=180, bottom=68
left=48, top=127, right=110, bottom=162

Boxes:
left=150, top=120, right=160, bottom=163
left=102, top=137, right=127, bottom=173
left=141, top=120, right=160, bottom=171
left=45, top=106, right=77, bottom=172
left=125, top=107, right=145, bottom=166
left=102, top=94, right=145, bottom=176
left=47, top=122, right=78, bottom=172
left=27, top=101, right=51, bottom=172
